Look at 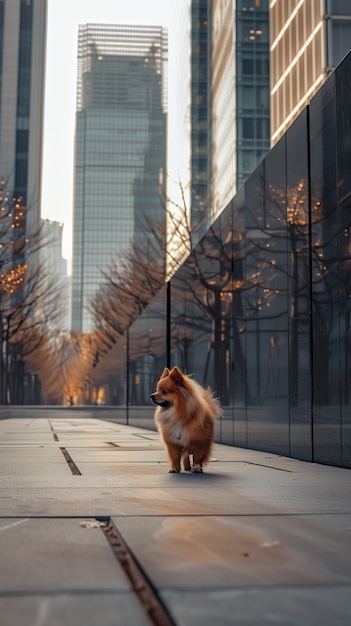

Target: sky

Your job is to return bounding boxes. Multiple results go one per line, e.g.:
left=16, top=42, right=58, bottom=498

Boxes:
left=41, top=0, right=170, bottom=268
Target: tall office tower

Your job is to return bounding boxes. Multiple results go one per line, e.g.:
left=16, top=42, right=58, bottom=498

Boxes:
left=190, top=0, right=212, bottom=237
left=167, top=1, right=191, bottom=235
left=71, top=24, right=167, bottom=332
left=168, top=1, right=269, bottom=238
left=0, top=0, right=47, bottom=233
left=167, top=0, right=212, bottom=249
left=212, top=0, right=270, bottom=217
left=270, top=0, right=351, bottom=145
left=41, top=220, right=70, bottom=330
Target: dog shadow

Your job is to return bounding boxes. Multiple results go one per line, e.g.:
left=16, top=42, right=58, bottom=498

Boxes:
left=165, top=469, right=233, bottom=482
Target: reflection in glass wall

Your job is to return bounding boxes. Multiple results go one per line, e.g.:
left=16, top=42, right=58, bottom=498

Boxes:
left=335, top=56, right=351, bottom=468
left=127, top=285, right=168, bottom=427
left=90, top=51, right=351, bottom=468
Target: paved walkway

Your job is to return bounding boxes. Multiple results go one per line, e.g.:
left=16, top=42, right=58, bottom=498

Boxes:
left=0, top=412, right=350, bottom=625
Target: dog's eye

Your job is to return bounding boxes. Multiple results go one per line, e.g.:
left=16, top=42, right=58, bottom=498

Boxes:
left=161, top=388, right=168, bottom=395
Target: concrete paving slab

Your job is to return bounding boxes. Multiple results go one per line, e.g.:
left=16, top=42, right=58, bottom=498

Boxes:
left=0, top=594, right=150, bottom=626
left=0, top=455, right=71, bottom=478
left=3, top=485, right=254, bottom=517
left=68, top=448, right=165, bottom=461
left=113, top=514, right=351, bottom=587
left=0, top=438, right=57, bottom=446
left=0, top=518, right=130, bottom=591
left=160, top=587, right=351, bottom=626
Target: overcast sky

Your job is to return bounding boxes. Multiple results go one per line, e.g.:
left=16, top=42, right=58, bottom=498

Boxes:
left=41, top=0, right=170, bottom=265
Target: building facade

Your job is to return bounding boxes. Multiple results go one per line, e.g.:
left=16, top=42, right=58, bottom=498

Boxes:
left=166, top=0, right=212, bottom=267
left=40, top=219, right=70, bottom=330
left=270, top=0, right=351, bottom=145
left=211, top=0, right=270, bottom=217
left=168, top=0, right=270, bottom=240
left=190, top=0, right=212, bottom=237
left=71, top=24, right=167, bottom=331
left=167, top=0, right=192, bottom=261
left=0, top=0, right=47, bottom=232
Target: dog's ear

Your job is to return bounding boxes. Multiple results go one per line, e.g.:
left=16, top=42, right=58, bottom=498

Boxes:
left=170, top=366, right=184, bottom=385
left=160, top=367, right=170, bottom=379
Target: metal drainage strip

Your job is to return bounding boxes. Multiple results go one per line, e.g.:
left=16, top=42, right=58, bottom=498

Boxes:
left=101, top=518, right=175, bottom=626
left=59, top=447, right=82, bottom=475
left=48, top=421, right=59, bottom=442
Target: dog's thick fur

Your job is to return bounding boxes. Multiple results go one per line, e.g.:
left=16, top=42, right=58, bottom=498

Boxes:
left=150, top=366, right=221, bottom=473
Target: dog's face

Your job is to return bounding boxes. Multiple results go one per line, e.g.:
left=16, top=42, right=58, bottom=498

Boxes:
left=150, top=366, right=185, bottom=409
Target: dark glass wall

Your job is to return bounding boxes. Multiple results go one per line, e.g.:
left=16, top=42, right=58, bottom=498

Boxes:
left=336, top=55, right=351, bottom=468
left=91, top=51, right=351, bottom=468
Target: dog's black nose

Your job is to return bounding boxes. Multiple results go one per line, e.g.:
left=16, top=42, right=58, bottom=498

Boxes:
left=150, top=393, right=157, bottom=404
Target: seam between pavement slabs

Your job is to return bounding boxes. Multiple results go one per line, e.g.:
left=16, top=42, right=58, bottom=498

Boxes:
left=101, top=517, right=176, bottom=626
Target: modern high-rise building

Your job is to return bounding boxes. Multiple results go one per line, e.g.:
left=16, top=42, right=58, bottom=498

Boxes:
left=212, top=0, right=270, bottom=217
left=190, top=0, right=212, bottom=236
left=167, top=0, right=212, bottom=251
left=270, top=0, right=351, bottom=145
left=41, top=219, right=70, bottom=330
left=71, top=24, right=167, bottom=332
left=0, top=0, right=47, bottom=232
left=167, top=1, right=191, bottom=231
left=168, top=0, right=270, bottom=229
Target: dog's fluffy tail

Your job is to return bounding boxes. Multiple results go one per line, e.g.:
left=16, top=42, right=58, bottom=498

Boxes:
left=203, top=388, right=222, bottom=419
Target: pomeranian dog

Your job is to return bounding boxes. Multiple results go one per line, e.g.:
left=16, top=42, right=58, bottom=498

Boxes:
left=150, top=366, right=221, bottom=473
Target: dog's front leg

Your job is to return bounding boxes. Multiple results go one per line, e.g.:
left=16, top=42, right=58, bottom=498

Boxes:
left=166, top=442, right=182, bottom=473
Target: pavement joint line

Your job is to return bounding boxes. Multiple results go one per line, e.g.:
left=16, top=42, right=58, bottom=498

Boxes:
left=229, top=461, right=293, bottom=471
left=1, top=512, right=350, bottom=520
left=48, top=419, right=60, bottom=441
left=156, top=582, right=351, bottom=593
left=0, top=518, right=30, bottom=531
left=0, top=589, right=133, bottom=598
left=101, top=517, right=176, bottom=626
left=59, top=447, right=82, bottom=475
left=0, top=516, right=112, bottom=520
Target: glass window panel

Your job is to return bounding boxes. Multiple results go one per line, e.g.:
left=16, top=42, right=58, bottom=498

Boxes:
left=327, top=0, right=351, bottom=13
left=285, top=110, right=312, bottom=460
left=335, top=53, right=351, bottom=466
left=331, top=22, right=351, bottom=67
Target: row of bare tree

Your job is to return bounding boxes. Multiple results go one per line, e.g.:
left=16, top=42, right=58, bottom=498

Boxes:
left=3, top=172, right=347, bottom=407
left=0, top=183, right=194, bottom=404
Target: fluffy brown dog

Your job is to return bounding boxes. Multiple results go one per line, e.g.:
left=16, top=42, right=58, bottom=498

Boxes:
left=150, top=366, right=221, bottom=473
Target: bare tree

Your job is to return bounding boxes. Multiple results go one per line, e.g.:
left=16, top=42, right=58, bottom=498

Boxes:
left=28, top=330, right=97, bottom=404
left=0, top=182, right=65, bottom=403
left=88, top=177, right=319, bottom=406
left=89, top=182, right=206, bottom=359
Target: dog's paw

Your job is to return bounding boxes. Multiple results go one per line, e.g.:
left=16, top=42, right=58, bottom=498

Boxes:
left=192, top=464, right=203, bottom=473
left=168, top=467, right=180, bottom=473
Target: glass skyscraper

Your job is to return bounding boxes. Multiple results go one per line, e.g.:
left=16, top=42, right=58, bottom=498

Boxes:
left=71, top=24, right=167, bottom=331
left=212, top=0, right=270, bottom=217
left=167, top=0, right=212, bottom=250
left=190, top=0, right=212, bottom=237
left=168, top=1, right=270, bottom=231
left=270, top=0, right=351, bottom=145
left=0, top=0, right=47, bottom=232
